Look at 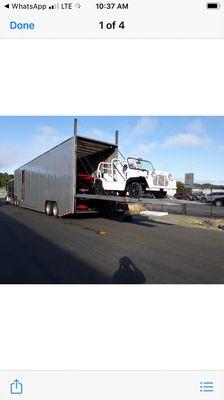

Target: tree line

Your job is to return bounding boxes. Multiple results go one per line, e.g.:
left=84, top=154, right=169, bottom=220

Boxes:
left=193, top=182, right=224, bottom=190
left=176, top=181, right=224, bottom=194
left=0, top=172, right=14, bottom=188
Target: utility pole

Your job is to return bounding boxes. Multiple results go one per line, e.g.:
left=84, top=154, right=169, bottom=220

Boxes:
left=115, top=130, right=119, bottom=145
left=210, top=186, right=213, bottom=218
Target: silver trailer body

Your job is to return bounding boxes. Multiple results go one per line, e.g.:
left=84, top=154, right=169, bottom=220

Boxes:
left=14, top=134, right=118, bottom=216
left=14, top=137, right=75, bottom=215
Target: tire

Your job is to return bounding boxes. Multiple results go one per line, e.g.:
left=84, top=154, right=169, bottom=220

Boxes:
left=94, top=179, right=104, bottom=195
left=128, top=181, right=143, bottom=198
left=215, top=200, right=223, bottom=207
left=53, top=202, right=59, bottom=217
left=45, top=201, right=53, bottom=216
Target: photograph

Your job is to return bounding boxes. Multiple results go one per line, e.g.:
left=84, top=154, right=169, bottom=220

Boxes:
left=0, top=115, right=224, bottom=284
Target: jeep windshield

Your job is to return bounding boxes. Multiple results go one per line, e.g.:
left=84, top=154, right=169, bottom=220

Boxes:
left=127, top=157, right=154, bottom=172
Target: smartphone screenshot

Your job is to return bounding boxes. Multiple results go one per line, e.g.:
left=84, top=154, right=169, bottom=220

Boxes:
left=0, top=0, right=224, bottom=398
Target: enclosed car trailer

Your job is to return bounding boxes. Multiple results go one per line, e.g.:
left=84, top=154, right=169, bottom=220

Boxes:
left=14, top=119, right=121, bottom=217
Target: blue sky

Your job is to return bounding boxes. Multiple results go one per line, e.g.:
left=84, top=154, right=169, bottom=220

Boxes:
left=0, top=116, right=223, bottom=183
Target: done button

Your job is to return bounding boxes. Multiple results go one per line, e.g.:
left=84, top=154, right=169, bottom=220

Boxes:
left=10, top=21, right=35, bottom=29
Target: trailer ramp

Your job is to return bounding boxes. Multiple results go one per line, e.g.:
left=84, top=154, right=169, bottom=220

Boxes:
left=75, top=193, right=170, bottom=218
left=75, top=193, right=183, bottom=206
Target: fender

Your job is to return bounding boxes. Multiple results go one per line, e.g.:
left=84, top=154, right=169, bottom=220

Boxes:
left=125, top=177, right=148, bottom=191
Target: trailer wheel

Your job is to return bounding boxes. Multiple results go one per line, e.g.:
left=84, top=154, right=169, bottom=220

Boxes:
left=53, top=202, right=59, bottom=217
left=128, top=182, right=143, bottom=198
left=45, top=201, right=53, bottom=216
left=94, top=179, right=104, bottom=195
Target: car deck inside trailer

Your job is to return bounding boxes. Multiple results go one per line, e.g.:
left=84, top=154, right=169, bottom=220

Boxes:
left=75, top=135, right=118, bottom=212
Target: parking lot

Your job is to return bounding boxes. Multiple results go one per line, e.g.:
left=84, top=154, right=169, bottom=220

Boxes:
left=0, top=200, right=224, bottom=284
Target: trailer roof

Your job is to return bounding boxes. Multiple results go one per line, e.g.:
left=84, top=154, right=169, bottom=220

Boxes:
left=77, top=135, right=117, bottom=158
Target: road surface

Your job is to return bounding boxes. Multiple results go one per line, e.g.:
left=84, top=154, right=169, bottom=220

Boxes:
left=0, top=200, right=223, bottom=283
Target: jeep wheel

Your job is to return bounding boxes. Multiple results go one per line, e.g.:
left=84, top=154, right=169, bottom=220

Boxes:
left=128, top=182, right=143, bottom=198
left=94, top=179, right=104, bottom=195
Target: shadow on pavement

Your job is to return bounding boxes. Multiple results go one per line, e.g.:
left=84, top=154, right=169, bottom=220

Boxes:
left=113, top=256, right=146, bottom=284
left=133, top=219, right=172, bottom=228
left=0, top=208, right=111, bottom=284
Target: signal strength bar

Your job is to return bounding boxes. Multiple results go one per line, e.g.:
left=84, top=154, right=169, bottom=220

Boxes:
left=49, top=3, right=59, bottom=9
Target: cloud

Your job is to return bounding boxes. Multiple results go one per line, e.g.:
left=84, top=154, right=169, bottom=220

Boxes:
left=163, top=133, right=213, bottom=148
left=132, top=117, right=157, bottom=135
left=0, top=126, right=69, bottom=173
left=162, top=118, right=213, bottom=149
left=79, top=118, right=158, bottom=153
left=132, top=142, right=157, bottom=158
left=219, top=145, right=224, bottom=152
left=35, top=125, right=58, bottom=143
left=0, top=145, right=23, bottom=169
left=33, top=125, right=68, bottom=152
left=185, top=119, right=204, bottom=135
left=118, top=117, right=158, bottom=155
left=79, top=128, right=115, bottom=144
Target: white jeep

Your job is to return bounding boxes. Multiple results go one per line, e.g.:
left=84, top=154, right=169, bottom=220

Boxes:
left=94, top=157, right=176, bottom=198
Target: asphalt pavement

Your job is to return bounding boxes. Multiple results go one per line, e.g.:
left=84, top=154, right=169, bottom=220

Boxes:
left=0, top=200, right=224, bottom=284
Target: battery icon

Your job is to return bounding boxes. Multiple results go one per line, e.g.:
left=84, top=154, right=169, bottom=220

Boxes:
left=207, top=2, right=220, bottom=8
